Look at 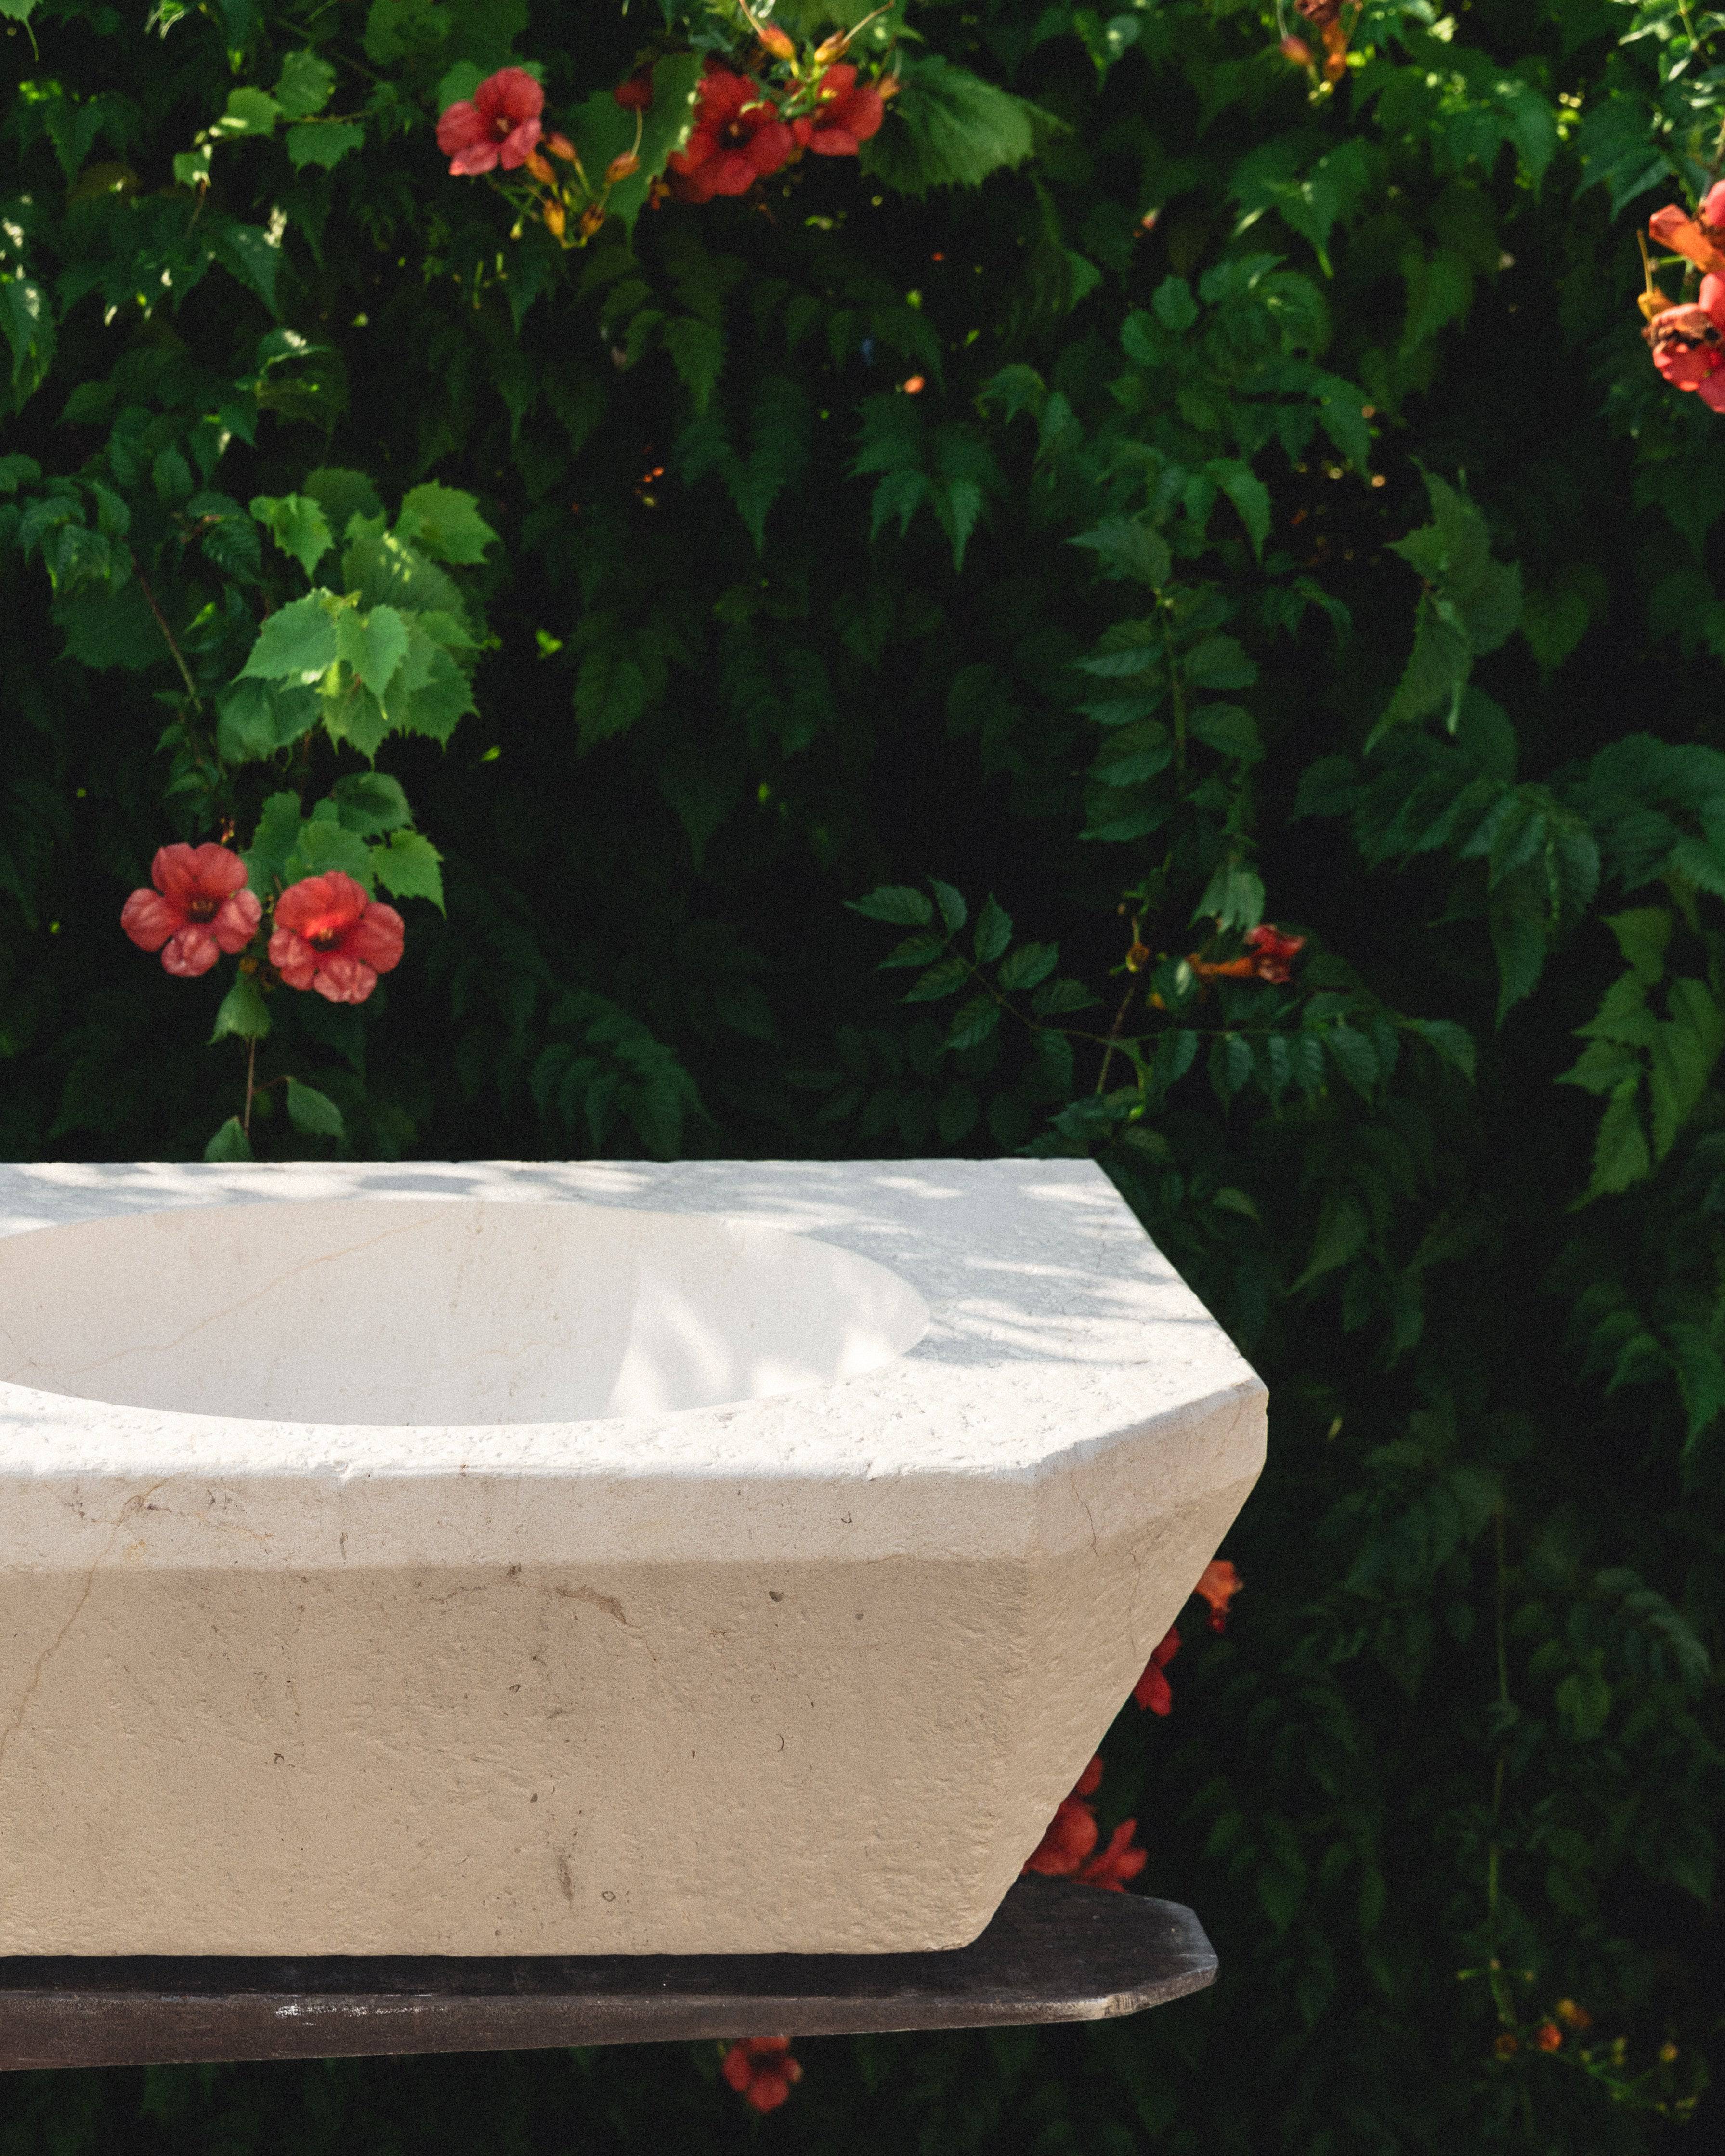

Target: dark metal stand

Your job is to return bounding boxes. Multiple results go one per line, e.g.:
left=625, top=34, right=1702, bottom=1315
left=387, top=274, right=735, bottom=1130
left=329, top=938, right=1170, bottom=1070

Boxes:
left=0, top=1879, right=1215, bottom=2072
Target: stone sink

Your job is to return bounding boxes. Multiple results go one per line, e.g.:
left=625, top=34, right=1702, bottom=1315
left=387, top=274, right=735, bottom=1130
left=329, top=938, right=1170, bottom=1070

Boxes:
left=0, top=1160, right=1265, bottom=1957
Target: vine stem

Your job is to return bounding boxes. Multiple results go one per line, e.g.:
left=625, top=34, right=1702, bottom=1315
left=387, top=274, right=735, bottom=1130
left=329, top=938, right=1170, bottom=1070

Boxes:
left=131, top=557, right=201, bottom=707
left=242, top=1037, right=258, bottom=1138
left=1486, top=1502, right=1516, bottom=2029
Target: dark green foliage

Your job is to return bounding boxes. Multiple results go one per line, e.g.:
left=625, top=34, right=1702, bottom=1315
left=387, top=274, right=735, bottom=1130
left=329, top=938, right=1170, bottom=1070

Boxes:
left=1, top=0, right=1723, bottom=2150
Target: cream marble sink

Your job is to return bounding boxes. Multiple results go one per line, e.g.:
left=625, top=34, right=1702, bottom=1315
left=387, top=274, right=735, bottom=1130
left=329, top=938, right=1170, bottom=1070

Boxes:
left=0, top=1160, right=1264, bottom=1956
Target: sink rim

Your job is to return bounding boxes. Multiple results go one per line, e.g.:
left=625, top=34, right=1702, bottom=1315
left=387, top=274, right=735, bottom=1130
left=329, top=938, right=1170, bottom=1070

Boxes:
left=0, top=1161, right=1263, bottom=1513
left=0, top=1192, right=934, bottom=1431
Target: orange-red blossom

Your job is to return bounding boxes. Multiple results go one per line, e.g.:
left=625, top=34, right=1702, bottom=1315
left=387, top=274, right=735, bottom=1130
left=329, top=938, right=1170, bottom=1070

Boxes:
left=721, top=2035, right=802, bottom=2112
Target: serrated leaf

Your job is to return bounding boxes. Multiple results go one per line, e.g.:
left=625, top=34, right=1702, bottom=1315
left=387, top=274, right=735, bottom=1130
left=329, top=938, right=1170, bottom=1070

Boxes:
left=370, top=828, right=445, bottom=912
left=1071, top=517, right=1171, bottom=588
left=275, top=50, right=336, bottom=118
left=285, top=1078, right=345, bottom=1140
left=848, top=885, right=934, bottom=926
left=251, top=492, right=333, bottom=579
left=859, top=53, right=1039, bottom=197
left=331, top=771, right=411, bottom=836
left=334, top=603, right=410, bottom=701
left=946, top=995, right=1000, bottom=1052
left=217, top=677, right=319, bottom=763
left=930, top=880, right=967, bottom=933
left=394, top=482, right=497, bottom=566
left=880, top=932, right=948, bottom=969
left=999, top=942, right=1059, bottom=992
left=974, top=895, right=1013, bottom=964
left=203, top=1116, right=254, bottom=1163
left=285, top=120, right=365, bottom=170
left=286, top=816, right=375, bottom=890
left=1189, top=703, right=1262, bottom=763
left=210, top=975, right=271, bottom=1043
left=241, top=591, right=339, bottom=683
left=904, top=956, right=970, bottom=1002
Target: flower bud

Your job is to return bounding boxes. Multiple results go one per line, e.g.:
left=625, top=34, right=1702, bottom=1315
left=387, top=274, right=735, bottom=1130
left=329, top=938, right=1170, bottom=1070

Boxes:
left=812, top=32, right=849, bottom=65
left=757, top=23, right=796, bottom=61
left=544, top=131, right=577, bottom=161
left=1533, top=2025, right=1561, bottom=2053
left=543, top=198, right=566, bottom=239
left=605, top=150, right=640, bottom=184
left=525, top=148, right=554, bottom=184
left=614, top=69, right=654, bottom=111
left=1280, top=34, right=1314, bottom=66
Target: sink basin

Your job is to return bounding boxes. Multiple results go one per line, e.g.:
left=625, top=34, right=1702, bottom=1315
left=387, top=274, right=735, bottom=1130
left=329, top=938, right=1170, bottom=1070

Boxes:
left=0, top=1159, right=1265, bottom=1956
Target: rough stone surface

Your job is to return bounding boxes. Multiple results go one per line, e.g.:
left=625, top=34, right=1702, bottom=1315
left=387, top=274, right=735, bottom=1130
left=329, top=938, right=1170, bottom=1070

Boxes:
left=0, top=1159, right=1265, bottom=1956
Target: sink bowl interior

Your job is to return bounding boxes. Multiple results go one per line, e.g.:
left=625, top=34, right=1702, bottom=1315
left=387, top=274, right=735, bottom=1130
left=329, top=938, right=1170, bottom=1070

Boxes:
left=0, top=1198, right=929, bottom=1426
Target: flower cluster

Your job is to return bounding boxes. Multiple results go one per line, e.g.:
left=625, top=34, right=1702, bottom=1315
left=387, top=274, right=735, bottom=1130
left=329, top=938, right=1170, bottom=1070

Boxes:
left=1279, top=0, right=1357, bottom=84
left=122, top=843, right=404, bottom=1006
left=1021, top=1755, right=1149, bottom=1891
left=1642, top=185, right=1725, bottom=413
left=437, top=68, right=630, bottom=246
left=720, top=2035, right=802, bottom=2113
left=666, top=58, right=886, bottom=203
left=435, top=24, right=895, bottom=245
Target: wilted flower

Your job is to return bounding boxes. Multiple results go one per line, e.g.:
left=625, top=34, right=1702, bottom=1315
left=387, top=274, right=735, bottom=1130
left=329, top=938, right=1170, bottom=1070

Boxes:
left=269, top=871, right=404, bottom=1005
left=121, top=842, right=261, bottom=978
left=436, top=68, right=545, bottom=176
left=721, top=2036, right=802, bottom=2112
left=614, top=68, right=655, bottom=110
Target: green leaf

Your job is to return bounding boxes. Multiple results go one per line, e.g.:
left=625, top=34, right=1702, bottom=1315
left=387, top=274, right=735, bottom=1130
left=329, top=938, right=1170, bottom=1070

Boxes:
left=334, top=603, right=410, bottom=701
left=946, top=995, right=1000, bottom=1052
left=563, top=52, right=703, bottom=240
left=216, top=677, right=319, bottom=763
left=1606, top=908, right=1672, bottom=987
left=930, top=880, right=967, bottom=933
left=210, top=975, right=271, bottom=1043
left=1151, top=276, right=1199, bottom=332
left=274, top=51, right=337, bottom=118
left=1, top=275, right=55, bottom=411
left=1206, top=460, right=1271, bottom=559
left=245, top=791, right=308, bottom=891
left=287, top=816, right=376, bottom=890
left=302, top=466, right=384, bottom=535
left=859, top=53, right=1040, bottom=196
left=203, top=1116, right=254, bottom=1163
left=974, top=895, right=1013, bottom=965
left=1071, top=517, right=1171, bottom=588
left=331, top=771, right=412, bottom=836
left=848, top=886, right=935, bottom=926
left=879, top=932, right=948, bottom=969
left=665, top=318, right=727, bottom=414
left=1578, top=1077, right=1652, bottom=1203
left=904, top=956, right=970, bottom=1002
left=285, top=1078, right=345, bottom=1140
left=394, top=482, right=498, bottom=566
left=250, top=493, right=333, bottom=579
left=1406, top=1018, right=1476, bottom=1081
left=286, top=122, right=365, bottom=171
left=370, top=829, right=445, bottom=912
left=215, top=87, right=281, bottom=139
left=998, top=942, right=1059, bottom=992
left=1189, top=703, right=1263, bottom=764
left=241, top=591, right=339, bottom=682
